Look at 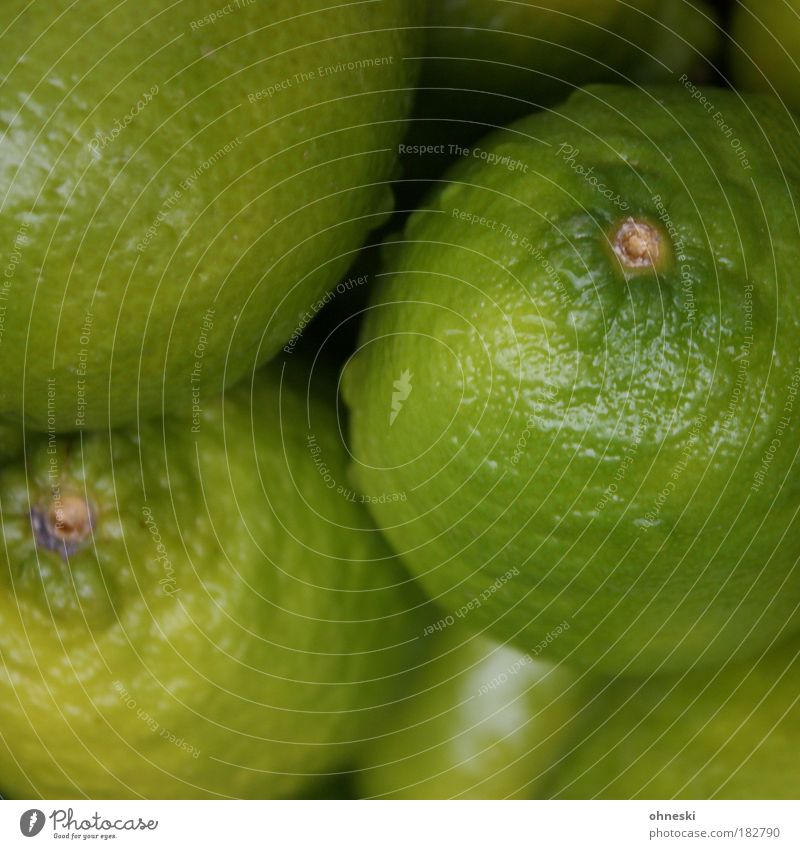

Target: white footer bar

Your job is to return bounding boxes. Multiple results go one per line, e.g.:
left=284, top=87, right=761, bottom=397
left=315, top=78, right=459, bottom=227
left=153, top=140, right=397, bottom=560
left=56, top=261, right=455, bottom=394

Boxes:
left=2, top=800, right=797, bottom=848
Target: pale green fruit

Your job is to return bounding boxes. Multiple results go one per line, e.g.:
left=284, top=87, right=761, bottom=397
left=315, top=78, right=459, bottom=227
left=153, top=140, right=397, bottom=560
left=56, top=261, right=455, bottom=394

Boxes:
left=551, top=633, right=800, bottom=799
left=356, top=630, right=583, bottom=798
left=0, top=364, right=428, bottom=798
left=0, top=0, right=421, bottom=431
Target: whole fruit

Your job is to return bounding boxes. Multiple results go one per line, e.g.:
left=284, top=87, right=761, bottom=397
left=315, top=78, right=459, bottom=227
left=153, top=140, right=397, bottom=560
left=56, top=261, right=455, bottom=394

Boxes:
left=344, top=85, right=800, bottom=676
left=0, top=0, right=420, bottom=431
left=729, top=0, right=800, bottom=113
left=0, top=364, right=426, bottom=798
left=356, top=630, right=582, bottom=799
left=551, top=633, right=800, bottom=799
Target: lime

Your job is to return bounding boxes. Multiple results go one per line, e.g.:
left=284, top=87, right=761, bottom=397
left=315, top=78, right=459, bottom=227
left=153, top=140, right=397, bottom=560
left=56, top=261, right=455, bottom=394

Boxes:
left=0, top=364, right=427, bottom=798
left=730, top=0, right=800, bottom=113
left=355, top=630, right=582, bottom=799
left=550, top=632, right=800, bottom=799
left=344, top=85, right=800, bottom=676
left=0, top=0, right=421, bottom=431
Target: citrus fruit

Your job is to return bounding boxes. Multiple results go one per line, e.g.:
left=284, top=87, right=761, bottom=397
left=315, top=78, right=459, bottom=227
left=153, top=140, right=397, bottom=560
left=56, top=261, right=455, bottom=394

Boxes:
left=0, top=0, right=421, bottom=432
left=729, top=0, right=800, bottom=113
left=0, top=363, right=427, bottom=799
left=343, top=84, right=800, bottom=676
left=355, top=630, right=582, bottom=798
left=550, top=632, right=800, bottom=799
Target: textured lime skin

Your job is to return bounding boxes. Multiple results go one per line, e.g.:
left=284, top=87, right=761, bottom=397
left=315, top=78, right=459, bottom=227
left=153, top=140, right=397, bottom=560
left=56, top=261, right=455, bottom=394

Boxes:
left=0, top=0, right=420, bottom=431
left=730, top=0, right=800, bottom=113
left=421, top=0, right=718, bottom=117
left=356, top=631, right=581, bottom=799
left=345, top=86, right=800, bottom=676
left=0, top=365, right=427, bottom=799
left=551, top=633, right=800, bottom=799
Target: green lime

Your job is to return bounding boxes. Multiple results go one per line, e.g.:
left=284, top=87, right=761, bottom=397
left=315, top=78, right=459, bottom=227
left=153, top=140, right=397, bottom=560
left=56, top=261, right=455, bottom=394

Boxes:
left=550, top=632, right=800, bottom=799
left=0, top=0, right=420, bottom=431
left=0, top=364, right=427, bottom=798
left=355, top=630, right=582, bottom=798
left=730, top=0, right=800, bottom=113
left=344, top=85, right=800, bottom=676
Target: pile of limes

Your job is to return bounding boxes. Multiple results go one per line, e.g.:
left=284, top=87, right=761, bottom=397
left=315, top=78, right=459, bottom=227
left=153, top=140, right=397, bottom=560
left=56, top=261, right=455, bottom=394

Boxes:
left=1, top=0, right=799, bottom=800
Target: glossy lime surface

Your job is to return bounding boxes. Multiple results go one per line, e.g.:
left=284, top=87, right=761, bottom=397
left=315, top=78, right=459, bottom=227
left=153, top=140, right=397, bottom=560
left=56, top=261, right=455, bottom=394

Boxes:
left=0, top=0, right=420, bottom=430
left=345, top=85, right=800, bottom=676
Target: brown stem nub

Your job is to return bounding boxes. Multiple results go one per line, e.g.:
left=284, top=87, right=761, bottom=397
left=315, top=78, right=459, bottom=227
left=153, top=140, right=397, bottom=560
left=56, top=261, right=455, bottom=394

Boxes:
left=31, top=494, right=94, bottom=558
left=612, top=217, right=665, bottom=271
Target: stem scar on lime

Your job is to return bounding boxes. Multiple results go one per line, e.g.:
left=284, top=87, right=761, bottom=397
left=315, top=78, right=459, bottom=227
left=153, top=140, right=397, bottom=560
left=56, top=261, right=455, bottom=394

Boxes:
left=30, top=494, right=94, bottom=558
left=611, top=216, right=669, bottom=272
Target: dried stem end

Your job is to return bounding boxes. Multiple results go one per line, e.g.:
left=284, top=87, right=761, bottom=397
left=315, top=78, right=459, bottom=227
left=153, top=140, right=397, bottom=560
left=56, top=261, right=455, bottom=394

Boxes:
left=612, top=217, right=667, bottom=271
left=32, top=494, right=94, bottom=558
